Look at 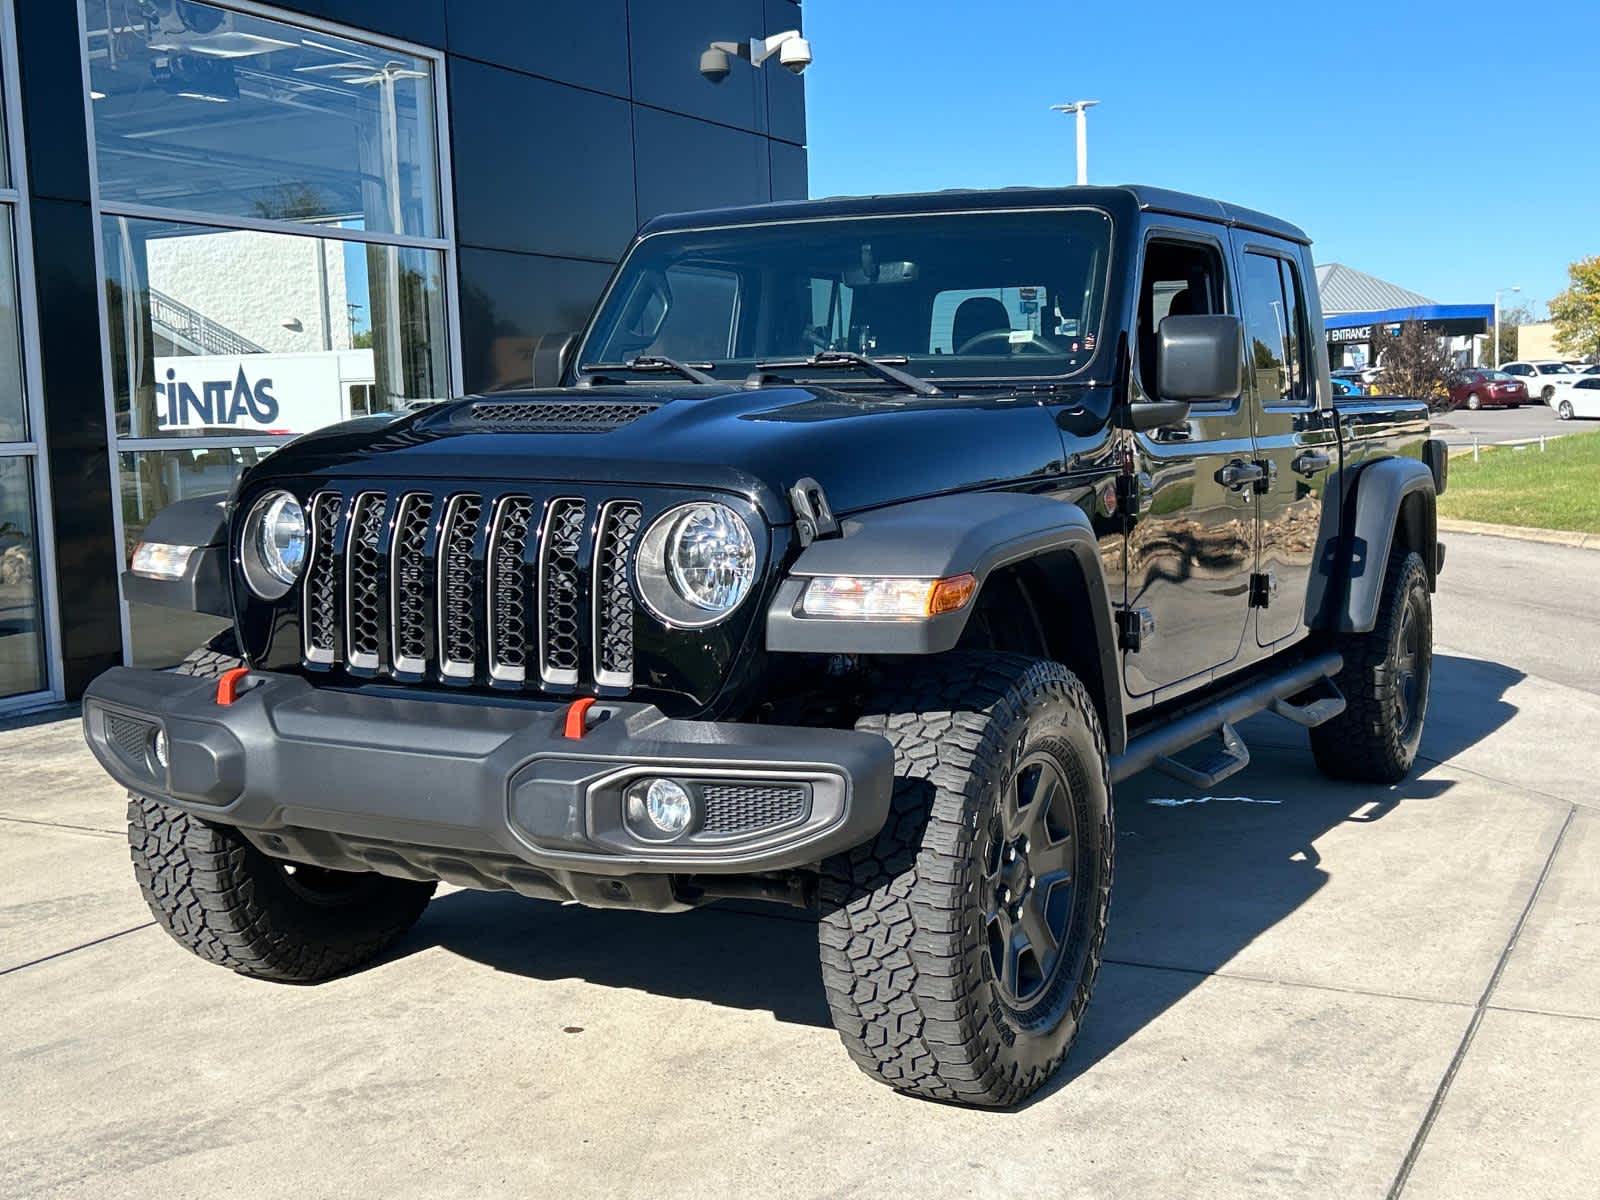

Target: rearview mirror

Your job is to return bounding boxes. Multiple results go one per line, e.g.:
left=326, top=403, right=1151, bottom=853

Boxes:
left=1156, top=314, right=1243, bottom=402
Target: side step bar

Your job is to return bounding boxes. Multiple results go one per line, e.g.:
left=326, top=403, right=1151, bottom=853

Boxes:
left=1110, top=650, right=1345, bottom=785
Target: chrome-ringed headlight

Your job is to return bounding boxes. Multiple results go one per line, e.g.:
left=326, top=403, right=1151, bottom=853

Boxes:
left=635, top=501, right=757, bottom=628
left=239, top=489, right=306, bottom=600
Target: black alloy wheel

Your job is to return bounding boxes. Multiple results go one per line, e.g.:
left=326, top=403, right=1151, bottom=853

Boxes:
left=982, top=751, right=1082, bottom=1007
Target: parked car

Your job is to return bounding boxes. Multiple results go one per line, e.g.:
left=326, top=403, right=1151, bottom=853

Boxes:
left=1447, top=368, right=1528, bottom=409
left=1578, top=363, right=1600, bottom=376
left=1331, top=377, right=1366, bottom=398
left=82, top=185, right=1447, bottom=1109
left=1501, top=360, right=1580, bottom=404
left=1555, top=376, right=1600, bottom=420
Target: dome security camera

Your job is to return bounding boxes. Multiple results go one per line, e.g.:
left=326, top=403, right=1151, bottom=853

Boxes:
left=777, top=35, right=812, bottom=75
left=699, top=46, right=732, bottom=83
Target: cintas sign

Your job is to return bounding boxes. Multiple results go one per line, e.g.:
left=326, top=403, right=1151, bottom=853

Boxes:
left=153, top=350, right=375, bottom=434
left=156, top=364, right=279, bottom=427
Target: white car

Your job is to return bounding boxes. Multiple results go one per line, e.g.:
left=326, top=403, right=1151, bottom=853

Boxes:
left=1501, top=360, right=1582, bottom=404
left=1553, top=376, right=1600, bottom=420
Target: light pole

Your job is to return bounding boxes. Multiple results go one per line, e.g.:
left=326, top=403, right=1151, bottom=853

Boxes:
left=1493, top=285, right=1521, bottom=368
left=1051, top=100, right=1100, bottom=185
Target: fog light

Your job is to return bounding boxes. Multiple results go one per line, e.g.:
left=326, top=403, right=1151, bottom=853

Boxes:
left=626, top=778, right=694, bottom=838
left=152, top=728, right=169, bottom=770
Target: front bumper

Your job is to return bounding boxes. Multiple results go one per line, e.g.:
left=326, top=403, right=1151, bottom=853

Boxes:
left=83, top=667, right=894, bottom=911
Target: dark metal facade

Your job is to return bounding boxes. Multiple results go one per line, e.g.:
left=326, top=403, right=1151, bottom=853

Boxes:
left=10, top=0, right=805, bottom=698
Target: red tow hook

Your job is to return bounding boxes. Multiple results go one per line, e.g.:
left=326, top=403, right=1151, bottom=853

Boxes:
left=563, top=696, right=598, bottom=739
left=215, top=667, right=253, bottom=706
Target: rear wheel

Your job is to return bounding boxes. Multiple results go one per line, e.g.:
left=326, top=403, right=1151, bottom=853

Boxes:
left=1312, top=549, right=1432, bottom=783
left=128, top=632, right=436, bottom=982
left=1466, top=392, right=1482, bottom=410
left=817, top=653, right=1112, bottom=1107
left=1542, top=385, right=1556, bottom=403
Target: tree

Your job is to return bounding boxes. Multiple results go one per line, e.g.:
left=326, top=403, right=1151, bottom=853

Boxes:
left=1486, top=302, right=1534, bottom=366
left=1375, top=320, right=1457, bottom=411
left=1550, top=255, right=1600, bottom=361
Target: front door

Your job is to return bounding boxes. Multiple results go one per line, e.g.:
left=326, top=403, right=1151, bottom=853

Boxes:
left=1232, top=239, right=1337, bottom=646
left=1123, top=230, right=1257, bottom=696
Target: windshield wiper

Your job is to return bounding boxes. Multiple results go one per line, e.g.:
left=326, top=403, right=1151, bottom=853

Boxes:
left=754, top=350, right=943, bottom=397
left=577, top=355, right=718, bottom=385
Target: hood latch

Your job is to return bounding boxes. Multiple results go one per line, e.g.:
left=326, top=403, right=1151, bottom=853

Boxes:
left=789, top=477, right=839, bottom=548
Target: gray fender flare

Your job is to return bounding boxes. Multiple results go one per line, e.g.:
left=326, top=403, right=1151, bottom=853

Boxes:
left=766, top=491, right=1125, bottom=747
left=1320, top=456, right=1437, bottom=634
left=119, top=493, right=233, bottom=619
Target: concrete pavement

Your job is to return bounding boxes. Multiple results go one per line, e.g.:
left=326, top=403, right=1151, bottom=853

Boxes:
left=1431, top=400, right=1576, bottom=449
left=3, top=532, right=1598, bottom=1199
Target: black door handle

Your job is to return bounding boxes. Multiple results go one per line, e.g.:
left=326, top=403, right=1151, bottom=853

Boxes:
left=1215, top=460, right=1266, bottom=491
left=1292, top=449, right=1332, bottom=476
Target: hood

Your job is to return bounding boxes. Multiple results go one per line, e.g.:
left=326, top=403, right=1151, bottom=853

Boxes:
left=244, top=382, right=1101, bottom=524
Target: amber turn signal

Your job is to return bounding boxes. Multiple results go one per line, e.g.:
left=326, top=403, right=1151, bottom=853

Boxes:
left=927, top=573, right=978, bottom=616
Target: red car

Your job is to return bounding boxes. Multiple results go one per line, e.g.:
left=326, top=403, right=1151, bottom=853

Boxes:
left=1448, top=369, right=1528, bottom=409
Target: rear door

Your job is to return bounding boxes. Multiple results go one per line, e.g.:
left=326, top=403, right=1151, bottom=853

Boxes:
left=1230, top=236, right=1337, bottom=647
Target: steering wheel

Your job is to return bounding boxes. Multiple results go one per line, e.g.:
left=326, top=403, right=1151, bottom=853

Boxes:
left=955, top=328, right=1068, bottom=356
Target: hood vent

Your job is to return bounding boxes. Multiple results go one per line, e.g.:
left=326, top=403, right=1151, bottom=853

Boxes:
left=462, top=399, right=662, bottom=432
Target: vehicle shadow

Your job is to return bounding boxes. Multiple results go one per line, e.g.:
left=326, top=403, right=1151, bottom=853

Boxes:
left=390, top=652, right=1523, bottom=1105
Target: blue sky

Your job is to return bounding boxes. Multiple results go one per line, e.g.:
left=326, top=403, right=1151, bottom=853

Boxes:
left=804, top=0, right=1598, bottom=315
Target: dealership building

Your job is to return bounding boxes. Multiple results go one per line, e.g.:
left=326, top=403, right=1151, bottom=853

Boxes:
left=0, top=0, right=807, bottom=714
left=1316, top=262, right=1492, bottom=370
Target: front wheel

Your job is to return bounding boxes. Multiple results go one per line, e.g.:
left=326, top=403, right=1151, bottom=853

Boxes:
left=1312, top=549, right=1432, bottom=783
left=128, top=633, right=436, bottom=982
left=817, top=653, right=1112, bottom=1107
left=1559, top=399, right=1575, bottom=420
left=1542, top=385, right=1556, bottom=403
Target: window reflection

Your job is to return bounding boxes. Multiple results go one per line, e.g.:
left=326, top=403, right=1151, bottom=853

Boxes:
left=105, top=216, right=449, bottom=438
left=0, top=458, right=43, bottom=699
left=119, top=446, right=274, bottom=669
left=85, top=1, right=440, bottom=239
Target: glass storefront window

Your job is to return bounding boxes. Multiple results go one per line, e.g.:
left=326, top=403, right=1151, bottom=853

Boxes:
left=0, top=457, right=44, bottom=697
left=84, top=2, right=441, bottom=239
left=119, top=446, right=275, bottom=668
left=87, top=4, right=454, bottom=670
left=0, top=207, right=25, bottom=442
left=104, top=215, right=449, bottom=438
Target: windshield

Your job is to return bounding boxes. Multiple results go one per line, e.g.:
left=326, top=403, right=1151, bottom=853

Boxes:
left=578, top=210, right=1113, bottom=385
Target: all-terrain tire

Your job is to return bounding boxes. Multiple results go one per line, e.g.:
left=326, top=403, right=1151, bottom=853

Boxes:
left=1311, top=548, right=1432, bottom=784
left=127, top=631, right=436, bottom=982
left=817, top=653, right=1113, bottom=1107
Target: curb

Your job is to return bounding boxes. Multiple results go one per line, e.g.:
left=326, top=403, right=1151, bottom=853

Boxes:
left=1437, top=517, right=1600, bottom=551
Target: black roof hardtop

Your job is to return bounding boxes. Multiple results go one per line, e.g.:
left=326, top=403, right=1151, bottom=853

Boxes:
left=637, top=184, right=1311, bottom=246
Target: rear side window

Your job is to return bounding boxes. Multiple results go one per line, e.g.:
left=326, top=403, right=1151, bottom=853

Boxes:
left=1240, top=250, right=1312, bottom=406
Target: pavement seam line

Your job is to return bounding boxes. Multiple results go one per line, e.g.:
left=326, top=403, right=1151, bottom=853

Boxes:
left=1485, top=1002, right=1600, bottom=1025
left=0, top=813, right=124, bottom=838
left=1386, top=802, right=1578, bottom=1200
left=0, top=923, right=156, bottom=979
left=1100, top=956, right=1474, bottom=1009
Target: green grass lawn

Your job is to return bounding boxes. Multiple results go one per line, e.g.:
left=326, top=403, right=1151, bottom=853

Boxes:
left=1438, top=430, right=1600, bottom=533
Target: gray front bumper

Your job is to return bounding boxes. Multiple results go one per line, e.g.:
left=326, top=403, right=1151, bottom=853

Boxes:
left=83, top=668, right=893, bottom=907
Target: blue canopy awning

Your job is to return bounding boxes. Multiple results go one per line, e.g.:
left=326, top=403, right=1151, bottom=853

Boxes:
left=1323, top=303, right=1493, bottom=332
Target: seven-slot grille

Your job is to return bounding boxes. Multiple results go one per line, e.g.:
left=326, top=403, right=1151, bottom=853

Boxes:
left=300, top=487, right=645, bottom=691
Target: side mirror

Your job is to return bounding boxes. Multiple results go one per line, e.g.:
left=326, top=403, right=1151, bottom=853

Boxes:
left=532, top=331, right=578, bottom=388
left=1156, top=313, right=1243, bottom=402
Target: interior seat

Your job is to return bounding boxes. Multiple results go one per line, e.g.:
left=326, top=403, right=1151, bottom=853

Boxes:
left=952, top=296, right=1012, bottom=354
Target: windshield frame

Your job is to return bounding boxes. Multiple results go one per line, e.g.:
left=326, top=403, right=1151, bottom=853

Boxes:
left=571, top=206, right=1118, bottom=389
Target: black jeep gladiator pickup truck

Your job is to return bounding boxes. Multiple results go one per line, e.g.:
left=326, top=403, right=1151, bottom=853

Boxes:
left=83, top=185, right=1447, bottom=1108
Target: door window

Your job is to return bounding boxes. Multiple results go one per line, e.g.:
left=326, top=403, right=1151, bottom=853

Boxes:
left=1135, top=240, right=1226, bottom=398
left=1240, top=252, right=1311, bottom=406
